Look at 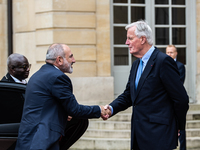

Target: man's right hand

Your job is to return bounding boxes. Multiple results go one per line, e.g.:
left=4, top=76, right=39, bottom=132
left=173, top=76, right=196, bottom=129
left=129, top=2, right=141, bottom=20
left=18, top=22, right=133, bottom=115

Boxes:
left=100, top=105, right=111, bottom=120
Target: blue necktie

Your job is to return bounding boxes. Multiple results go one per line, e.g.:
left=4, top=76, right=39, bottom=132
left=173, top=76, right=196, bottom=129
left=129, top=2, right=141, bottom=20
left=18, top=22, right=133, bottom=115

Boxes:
left=135, top=59, right=143, bottom=90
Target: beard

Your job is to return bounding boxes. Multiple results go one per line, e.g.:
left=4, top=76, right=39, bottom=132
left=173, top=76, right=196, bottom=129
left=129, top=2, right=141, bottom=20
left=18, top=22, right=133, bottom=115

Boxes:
left=62, top=59, right=73, bottom=73
left=68, top=66, right=73, bottom=73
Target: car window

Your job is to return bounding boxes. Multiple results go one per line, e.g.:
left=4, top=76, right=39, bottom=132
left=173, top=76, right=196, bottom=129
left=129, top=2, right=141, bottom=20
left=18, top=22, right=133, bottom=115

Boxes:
left=0, top=82, right=26, bottom=124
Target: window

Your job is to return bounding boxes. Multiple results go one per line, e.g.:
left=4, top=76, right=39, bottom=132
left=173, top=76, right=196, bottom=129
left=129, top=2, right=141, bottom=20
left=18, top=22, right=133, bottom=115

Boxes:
left=111, top=0, right=196, bottom=102
left=0, top=82, right=26, bottom=137
left=154, top=0, right=186, bottom=64
left=112, top=0, right=145, bottom=66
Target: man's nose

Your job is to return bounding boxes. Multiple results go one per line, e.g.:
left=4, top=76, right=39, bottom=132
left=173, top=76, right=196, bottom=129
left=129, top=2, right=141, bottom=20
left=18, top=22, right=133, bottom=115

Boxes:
left=73, top=57, right=76, bottom=63
left=125, top=39, right=129, bottom=45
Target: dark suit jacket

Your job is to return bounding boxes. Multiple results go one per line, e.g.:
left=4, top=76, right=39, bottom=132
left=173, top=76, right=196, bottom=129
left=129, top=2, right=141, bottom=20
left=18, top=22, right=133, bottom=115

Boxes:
left=109, top=48, right=189, bottom=150
left=1, top=73, right=15, bottom=82
left=176, top=60, right=185, bottom=83
left=15, top=63, right=101, bottom=150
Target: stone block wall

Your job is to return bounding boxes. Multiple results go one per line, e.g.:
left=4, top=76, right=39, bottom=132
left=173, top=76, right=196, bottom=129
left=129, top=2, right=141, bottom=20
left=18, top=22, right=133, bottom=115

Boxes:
left=0, top=0, right=8, bottom=78
left=4, top=0, right=114, bottom=102
left=197, top=0, right=200, bottom=103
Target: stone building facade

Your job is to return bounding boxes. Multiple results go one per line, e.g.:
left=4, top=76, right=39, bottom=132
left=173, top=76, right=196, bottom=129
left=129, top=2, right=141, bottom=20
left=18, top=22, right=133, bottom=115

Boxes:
left=0, top=0, right=199, bottom=104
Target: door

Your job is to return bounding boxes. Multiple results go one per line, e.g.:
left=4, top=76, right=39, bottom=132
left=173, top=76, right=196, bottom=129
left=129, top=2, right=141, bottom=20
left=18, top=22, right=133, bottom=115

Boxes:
left=0, top=82, right=26, bottom=150
left=111, top=0, right=145, bottom=98
left=111, top=0, right=196, bottom=102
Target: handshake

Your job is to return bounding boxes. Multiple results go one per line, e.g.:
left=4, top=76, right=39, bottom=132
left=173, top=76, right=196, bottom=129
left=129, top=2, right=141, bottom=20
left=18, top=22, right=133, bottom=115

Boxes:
left=100, top=105, right=112, bottom=120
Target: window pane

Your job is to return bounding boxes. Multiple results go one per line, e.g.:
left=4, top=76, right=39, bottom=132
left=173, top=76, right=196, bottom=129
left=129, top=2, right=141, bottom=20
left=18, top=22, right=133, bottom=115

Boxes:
left=172, top=0, right=185, bottom=5
left=114, top=6, right=128, bottom=23
left=114, top=48, right=129, bottom=65
left=131, top=7, right=145, bottom=22
left=132, top=55, right=137, bottom=64
left=155, top=8, right=169, bottom=24
left=172, top=28, right=186, bottom=44
left=114, top=0, right=127, bottom=3
left=0, top=89, right=24, bottom=124
left=114, top=27, right=127, bottom=44
left=172, top=8, right=185, bottom=25
left=158, top=48, right=166, bottom=53
left=131, top=0, right=145, bottom=4
left=177, top=48, right=186, bottom=64
left=155, top=0, right=168, bottom=4
left=155, top=28, right=169, bottom=45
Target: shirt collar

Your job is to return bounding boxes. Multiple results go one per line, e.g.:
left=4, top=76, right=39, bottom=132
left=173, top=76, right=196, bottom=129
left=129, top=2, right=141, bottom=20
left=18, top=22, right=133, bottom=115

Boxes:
left=10, top=74, right=27, bottom=84
left=54, top=65, right=60, bottom=70
left=141, top=45, right=155, bottom=68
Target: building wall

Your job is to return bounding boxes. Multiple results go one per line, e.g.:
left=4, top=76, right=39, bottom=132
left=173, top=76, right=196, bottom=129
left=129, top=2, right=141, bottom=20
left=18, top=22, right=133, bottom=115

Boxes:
left=0, top=0, right=8, bottom=78
left=196, top=0, right=200, bottom=103
left=11, top=0, right=113, bottom=103
left=1, top=0, right=200, bottom=103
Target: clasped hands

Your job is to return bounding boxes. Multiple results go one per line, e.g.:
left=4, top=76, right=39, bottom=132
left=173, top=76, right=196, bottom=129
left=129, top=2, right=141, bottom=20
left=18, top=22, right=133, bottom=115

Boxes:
left=100, top=105, right=111, bottom=120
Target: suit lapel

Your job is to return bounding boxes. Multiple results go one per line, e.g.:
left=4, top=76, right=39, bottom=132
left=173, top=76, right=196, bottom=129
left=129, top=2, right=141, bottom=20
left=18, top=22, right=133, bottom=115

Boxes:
left=134, top=48, right=159, bottom=101
left=6, top=73, right=15, bottom=82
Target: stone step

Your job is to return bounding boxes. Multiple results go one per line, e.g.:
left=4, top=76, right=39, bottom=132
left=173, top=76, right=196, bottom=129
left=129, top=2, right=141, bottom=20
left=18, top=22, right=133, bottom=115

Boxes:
left=69, top=137, right=130, bottom=150
left=186, top=128, right=200, bottom=137
left=105, top=111, right=200, bottom=122
left=83, top=128, right=200, bottom=139
left=187, top=111, right=200, bottom=120
left=186, top=120, right=200, bottom=129
left=189, top=104, right=200, bottom=111
left=83, top=129, right=131, bottom=138
left=108, top=113, right=132, bottom=121
left=88, top=119, right=200, bottom=131
left=91, top=113, right=131, bottom=122
left=186, top=137, right=200, bottom=149
left=88, top=121, right=131, bottom=130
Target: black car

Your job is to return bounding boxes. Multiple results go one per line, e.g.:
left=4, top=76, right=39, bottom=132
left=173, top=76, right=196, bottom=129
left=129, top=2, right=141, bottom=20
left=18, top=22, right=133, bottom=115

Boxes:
left=0, top=81, right=26, bottom=150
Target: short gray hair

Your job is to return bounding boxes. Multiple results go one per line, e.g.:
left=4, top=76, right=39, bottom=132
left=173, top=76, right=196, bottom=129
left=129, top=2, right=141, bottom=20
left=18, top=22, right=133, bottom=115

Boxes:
left=7, top=53, right=24, bottom=66
left=125, top=20, right=153, bottom=45
left=46, top=44, right=65, bottom=61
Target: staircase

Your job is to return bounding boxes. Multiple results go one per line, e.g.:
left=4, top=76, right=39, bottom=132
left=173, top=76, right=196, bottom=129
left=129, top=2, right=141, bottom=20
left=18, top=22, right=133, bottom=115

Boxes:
left=184, top=104, right=200, bottom=150
left=69, top=104, right=200, bottom=150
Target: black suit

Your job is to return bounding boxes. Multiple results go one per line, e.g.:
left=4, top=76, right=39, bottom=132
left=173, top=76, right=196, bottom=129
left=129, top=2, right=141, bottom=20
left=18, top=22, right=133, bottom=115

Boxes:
left=1, top=73, right=15, bottom=82
left=176, top=60, right=186, bottom=150
left=176, top=61, right=185, bottom=83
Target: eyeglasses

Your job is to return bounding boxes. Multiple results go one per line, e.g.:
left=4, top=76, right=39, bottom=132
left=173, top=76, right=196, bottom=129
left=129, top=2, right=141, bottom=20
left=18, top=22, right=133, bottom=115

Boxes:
left=13, top=64, right=31, bottom=70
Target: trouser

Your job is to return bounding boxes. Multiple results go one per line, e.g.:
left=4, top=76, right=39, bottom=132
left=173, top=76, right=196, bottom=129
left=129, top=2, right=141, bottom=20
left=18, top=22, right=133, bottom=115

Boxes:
left=59, top=118, right=89, bottom=150
left=132, top=133, right=140, bottom=150
left=179, top=130, right=186, bottom=150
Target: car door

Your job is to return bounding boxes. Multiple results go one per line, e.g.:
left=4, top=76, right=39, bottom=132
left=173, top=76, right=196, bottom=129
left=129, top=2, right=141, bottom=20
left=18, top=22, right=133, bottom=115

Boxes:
left=0, top=81, right=26, bottom=150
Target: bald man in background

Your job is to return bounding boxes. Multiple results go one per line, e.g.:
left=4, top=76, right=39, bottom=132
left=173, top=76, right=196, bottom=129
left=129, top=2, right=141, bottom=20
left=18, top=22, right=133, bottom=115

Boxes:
left=1, top=53, right=31, bottom=84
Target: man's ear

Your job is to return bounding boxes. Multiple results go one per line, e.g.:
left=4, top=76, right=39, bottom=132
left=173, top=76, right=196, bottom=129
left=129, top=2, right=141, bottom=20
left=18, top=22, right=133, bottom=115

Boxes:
left=140, top=36, right=146, bottom=45
left=8, top=66, right=15, bottom=76
left=9, top=66, right=15, bottom=73
left=55, top=56, right=63, bottom=65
